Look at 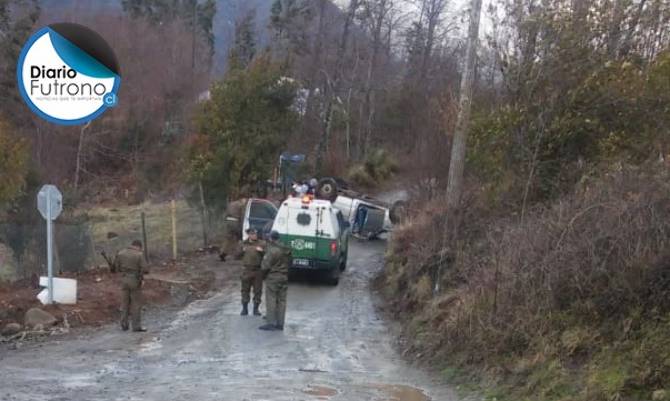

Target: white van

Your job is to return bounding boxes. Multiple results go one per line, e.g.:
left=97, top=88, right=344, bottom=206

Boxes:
left=332, top=195, right=393, bottom=239
left=271, top=196, right=350, bottom=285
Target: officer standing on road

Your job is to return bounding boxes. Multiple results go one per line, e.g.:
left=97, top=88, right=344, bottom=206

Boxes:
left=220, top=198, right=247, bottom=261
left=113, top=240, right=148, bottom=332
left=259, top=231, right=292, bottom=331
left=235, top=228, right=265, bottom=316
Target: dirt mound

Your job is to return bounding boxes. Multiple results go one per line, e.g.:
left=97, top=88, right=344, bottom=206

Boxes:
left=0, top=251, right=229, bottom=333
left=0, top=268, right=167, bottom=330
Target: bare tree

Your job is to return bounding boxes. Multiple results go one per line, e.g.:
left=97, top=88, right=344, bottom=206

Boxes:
left=445, top=0, right=483, bottom=209
left=302, top=0, right=329, bottom=139
left=316, top=0, right=361, bottom=172
left=417, top=0, right=449, bottom=82
left=359, top=0, right=396, bottom=159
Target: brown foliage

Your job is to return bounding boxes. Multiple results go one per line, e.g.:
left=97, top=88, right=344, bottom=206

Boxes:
left=24, top=9, right=210, bottom=198
left=384, top=164, right=670, bottom=380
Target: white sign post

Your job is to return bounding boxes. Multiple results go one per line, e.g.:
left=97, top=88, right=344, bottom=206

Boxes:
left=37, top=185, right=62, bottom=305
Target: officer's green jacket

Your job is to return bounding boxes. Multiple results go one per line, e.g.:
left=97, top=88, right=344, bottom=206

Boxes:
left=114, top=247, right=147, bottom=286
left=261, top=242, right=291, bottom=279
left=236, top=239, right=266, bottom=269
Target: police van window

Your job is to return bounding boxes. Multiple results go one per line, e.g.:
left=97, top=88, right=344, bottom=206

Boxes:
left=250, top=201, right=276, bottom=219
left=296, top=212, right=311, bottom=226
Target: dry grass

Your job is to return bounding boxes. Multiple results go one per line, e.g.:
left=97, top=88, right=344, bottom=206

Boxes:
left=86, top=200, right=219, bottom=265
left=346, top=149, right=398, bottom=188
left=382, top=164, right=670, bottom=401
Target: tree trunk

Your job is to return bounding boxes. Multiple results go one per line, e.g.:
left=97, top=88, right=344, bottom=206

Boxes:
left=198, top=181, right=209, bottom=247
left=302, top=0, right=328, bottom=139
left=345, top=87, right=353, bottom=159
left=361, top=1, right=387, bottom=159
left=74, top=122, right=90, bottom=193
left=445, top=0, right=483, bottom=209
left=420, top=0, right=446, bottom=83
left=607, top=0, right=626, bottom=58
left=315, top=0, right=360, bottom=172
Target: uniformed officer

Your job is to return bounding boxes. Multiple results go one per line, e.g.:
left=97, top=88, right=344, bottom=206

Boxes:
left=259, top=231, right=291, bottom=331
left=220, top=198, right=247, bottom=261
left=113, top=240, right=148, bottom=332
left=235, top=228, right=265, bottom=316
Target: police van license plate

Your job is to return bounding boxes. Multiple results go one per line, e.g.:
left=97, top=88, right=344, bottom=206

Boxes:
left=293, top=258, right=311, bottom=267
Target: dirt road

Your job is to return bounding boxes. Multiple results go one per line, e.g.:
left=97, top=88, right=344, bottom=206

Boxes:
left=0, top=241, right=458, bottom=401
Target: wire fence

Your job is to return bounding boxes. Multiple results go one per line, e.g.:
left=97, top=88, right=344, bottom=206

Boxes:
left=0, top=199, right=224, bottom=282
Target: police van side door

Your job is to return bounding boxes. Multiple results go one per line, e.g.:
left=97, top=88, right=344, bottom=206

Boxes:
left=336, top=210, right=350, bottom=256
left=243, top=199, right=278, bottom=240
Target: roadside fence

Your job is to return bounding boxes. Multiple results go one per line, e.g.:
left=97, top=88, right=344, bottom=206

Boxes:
left=0, top=199, right=224, bottom=282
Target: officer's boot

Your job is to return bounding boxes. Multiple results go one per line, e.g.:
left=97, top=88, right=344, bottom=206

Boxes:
left=240, top=303, right=249, bottom=316
left=253, top=303, right=261, bottom=316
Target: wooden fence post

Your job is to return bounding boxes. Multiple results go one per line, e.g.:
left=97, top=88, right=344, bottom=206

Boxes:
left=198, top=182, right=209, bottom=247
left=171, top=200, right=177, bottom=260
left=141, top=211, right=149, bottom=263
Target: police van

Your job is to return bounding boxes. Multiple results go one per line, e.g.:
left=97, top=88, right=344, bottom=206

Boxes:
left=270, top=196, right=350, bottom=285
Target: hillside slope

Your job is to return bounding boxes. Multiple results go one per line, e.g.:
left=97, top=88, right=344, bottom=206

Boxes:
left=382, top=164, right=670, bottom=401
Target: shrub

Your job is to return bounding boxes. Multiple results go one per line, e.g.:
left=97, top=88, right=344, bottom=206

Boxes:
left=346, top=164, right=375, bottom=187
left=0, top=117, right=29, bottom=206
left=346, top=148, right=398, bottom=187
left=383, top=163, right=670, bottom=400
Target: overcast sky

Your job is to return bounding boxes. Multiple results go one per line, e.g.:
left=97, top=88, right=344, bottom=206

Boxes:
left=330, top=0, right=495, bottom=40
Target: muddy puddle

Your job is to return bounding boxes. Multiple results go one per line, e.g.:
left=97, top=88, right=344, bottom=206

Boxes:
left=370, top=383, right=430, bottom=401
left=302, top=385, right=339, bottom=398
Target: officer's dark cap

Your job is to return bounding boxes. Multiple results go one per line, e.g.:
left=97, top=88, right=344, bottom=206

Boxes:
left=246, top=227, right=258, bottom=234
left=270, top=231, right=280, bottom=241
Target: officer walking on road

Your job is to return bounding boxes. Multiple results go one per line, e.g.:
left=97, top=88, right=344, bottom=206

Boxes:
left=235, top=228, right=265, bottom=316
left=114, top=240, right=148, bottom=332
left=259, top=231, right=291, bottom=331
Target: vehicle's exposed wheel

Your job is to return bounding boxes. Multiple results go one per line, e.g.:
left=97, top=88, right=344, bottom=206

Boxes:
left=339, top=258, right=347, bottom=271
left=316, top=178, right=338, bottom=202
left=389, top=200, right=408, bottom=225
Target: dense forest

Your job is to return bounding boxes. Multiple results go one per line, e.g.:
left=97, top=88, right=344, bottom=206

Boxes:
left=1, top=0, right=670, bottom=399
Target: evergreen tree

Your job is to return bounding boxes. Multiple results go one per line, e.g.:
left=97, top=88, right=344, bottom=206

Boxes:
left=229, top=10, right=256, bottom=69
left=121, top=0, right=216, bottom=59
left=190, top=55, right=298, bottom=205
left=270, top=0, right=313, bottom=61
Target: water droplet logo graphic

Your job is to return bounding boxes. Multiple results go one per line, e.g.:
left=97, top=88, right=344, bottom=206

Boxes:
left=17, top=23, right=121, bottom=125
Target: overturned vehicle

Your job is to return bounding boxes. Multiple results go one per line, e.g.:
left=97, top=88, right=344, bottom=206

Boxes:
left=313, top=178, right=406, bottom=239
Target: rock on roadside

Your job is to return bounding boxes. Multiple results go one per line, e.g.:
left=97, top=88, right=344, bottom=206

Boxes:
left=24, top=308, right=57, bottom=329
left=1, top=323, right=22, bottom=336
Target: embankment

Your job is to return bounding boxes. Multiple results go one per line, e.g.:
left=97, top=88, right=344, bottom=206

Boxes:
left=380, top=165, right=670, bottom=401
